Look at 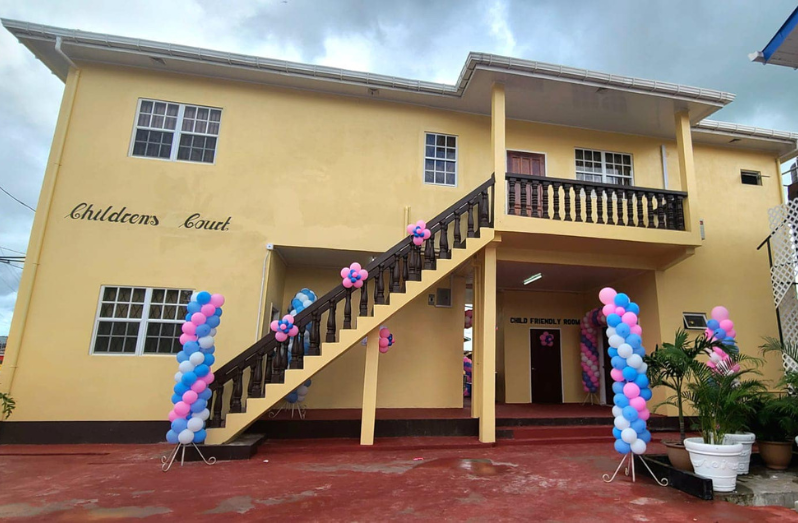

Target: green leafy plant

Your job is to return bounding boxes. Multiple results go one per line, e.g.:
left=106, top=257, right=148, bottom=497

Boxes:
left=752, top=337, right=798, bottom=442
left=0, top=392, right=15, bottom=420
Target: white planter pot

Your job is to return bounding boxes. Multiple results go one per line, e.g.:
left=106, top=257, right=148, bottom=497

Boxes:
left=684, top=437, right=743, bottom=492
left=722, top=432, right=755, bottom=475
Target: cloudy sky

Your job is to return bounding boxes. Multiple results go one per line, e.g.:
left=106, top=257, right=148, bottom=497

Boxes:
left=0, top=0, right=796, bottom=335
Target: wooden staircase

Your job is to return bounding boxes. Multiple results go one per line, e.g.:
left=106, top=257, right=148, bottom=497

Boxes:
left=206, top=175, right=496, bottom=444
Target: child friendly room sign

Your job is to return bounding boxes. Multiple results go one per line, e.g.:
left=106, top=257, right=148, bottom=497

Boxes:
left=509, top=317, right=581, bottom=325
left=67, top=203, right=232, bottom=231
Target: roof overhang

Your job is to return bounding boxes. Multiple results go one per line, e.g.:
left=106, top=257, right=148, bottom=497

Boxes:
left=749, top=7, right=798, bottom=69
left=692, top=120, right=798, bottom=158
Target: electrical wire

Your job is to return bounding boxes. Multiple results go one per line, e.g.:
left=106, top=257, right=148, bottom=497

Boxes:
left=0, top=246, right=25, bottom=255
left=0, top=184, right=36, bottom=212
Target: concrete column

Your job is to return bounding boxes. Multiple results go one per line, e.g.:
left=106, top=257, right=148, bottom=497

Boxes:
left=478, top=243, right=498, bottom=443
left=491, top=83, right=506, bottom=226
left=360, top=327, right=381, bottom=445
left=674, top=111, right=700, bottom=236
left=471, top=256, right=483, bottom=419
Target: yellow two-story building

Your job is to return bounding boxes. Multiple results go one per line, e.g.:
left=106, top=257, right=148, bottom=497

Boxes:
left=2, top=19, right=797, bottom=447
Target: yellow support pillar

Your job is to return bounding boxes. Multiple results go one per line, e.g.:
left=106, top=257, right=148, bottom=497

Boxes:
left=478, top=243, right=498, bottom=443
left=491, top=83, right=506, bottom=227
left=360, top=327, right=381, bottom=445
left=674, top=111, right=700, bottom=237
left=471, top=256, right=483, bottom=419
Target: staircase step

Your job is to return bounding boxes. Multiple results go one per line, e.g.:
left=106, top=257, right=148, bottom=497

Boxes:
left=258, top=437, right=495, bottom=455
left=498, top=435, right=615, bottom=446
left=499, top=425, right=613, bottom=440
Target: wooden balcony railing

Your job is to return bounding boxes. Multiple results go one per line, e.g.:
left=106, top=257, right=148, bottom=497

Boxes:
left=506, top=173, right=687, bottom=231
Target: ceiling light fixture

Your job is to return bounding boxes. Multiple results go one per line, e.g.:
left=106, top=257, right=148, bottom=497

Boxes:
left=523, top=273, right=543, bottom=285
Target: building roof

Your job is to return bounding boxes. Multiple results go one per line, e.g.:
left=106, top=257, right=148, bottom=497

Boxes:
left=750, top=7, right=798, bottom=68
left=3, top=18, right=796, bottom=156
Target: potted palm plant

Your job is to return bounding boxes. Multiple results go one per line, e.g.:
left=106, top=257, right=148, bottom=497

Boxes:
left=683, top=352, right=764, bottom=492
left=754, top=338, right=798, bottom=469
left=645, top=330, right=715, bottom=471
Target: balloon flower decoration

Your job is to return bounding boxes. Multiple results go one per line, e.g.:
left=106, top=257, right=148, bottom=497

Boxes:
left=598, top=287, right=666, bottom=487
left=407, top=220, right=431, bottom=246
left=704, top=306, right=737, bottom=351
left=539, top=331, right=554, bottom=347
left=341, top=263, right=369, bottom=289
left=271, top=315, right=299, bottom=342
left=163, top=291, right=224, bottom=471
left=378, top=327, right=395, bottom=353
left=580, top=308, right=606, bottom=395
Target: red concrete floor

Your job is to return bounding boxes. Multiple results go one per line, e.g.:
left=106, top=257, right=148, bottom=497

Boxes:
left=1, top=442, right=795, bottom=521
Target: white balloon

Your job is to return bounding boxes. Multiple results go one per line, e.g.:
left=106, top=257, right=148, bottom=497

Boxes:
left=190, top=292, right=199, bottom=302
left=617, top=344, right=633, bottom=359
left=192, top=408, right=210, bottom=421
left=297, top=394, right=306, bottom=402
left=178, top=361, right=195, bottom=374
left=290, top=309, right=298, bottom=316
left=609, top=335, right=624, bottom=348
left=631, top=439, right=647, bottom=455
left=612, top=406, right=623, bottom=418
left=187, top=417, right=204, bottom=432
left=621, top=427, right=638, bottom=443
left=297, top=385, right=309, bottom=395
left=606, top=327, right=616, bottom=337
left=189, top=352, right=205, bottom=366
left=178, top=429, right=194, bottom=444
left=303, top=300, right=312, bottom=307
left=614, top=415, right=630, bottom=430
left=627, top=354, right=643, bottom=369
left=296, top=293, right=308, bottom=301
left=199, top=336, right=214, bottom=349
left=638, top=362, right=648, bottom=374
left=591, top=364, right=598, bottom=371
left=710, top=353, right=721, bottom=363
left=174, top=371, right=183, bottom=383
left=210, top=328, right=218, bottom=337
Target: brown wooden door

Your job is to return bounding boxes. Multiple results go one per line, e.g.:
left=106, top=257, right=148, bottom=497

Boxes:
left=507, top=151, right=545, bottom=216
left=602, top=327, right=614, bottom=403
left=530, top=329, right=563, bottom=404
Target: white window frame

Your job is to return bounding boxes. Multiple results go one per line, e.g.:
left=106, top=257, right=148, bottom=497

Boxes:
left=128, top=99, right=222, bottom=165
left=90, top=285, right=193, bottom=356
left=574, top=148, right=634, bottom=186
left=423, top=132, right=458, bottom=187
left=740, top=170, right=762, bottom=186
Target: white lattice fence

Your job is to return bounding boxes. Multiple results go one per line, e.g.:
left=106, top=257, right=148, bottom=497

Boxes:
left=768, top=200, right=798, bottom=374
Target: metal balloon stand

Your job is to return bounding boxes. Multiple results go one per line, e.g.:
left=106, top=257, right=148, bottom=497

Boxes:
left=602, top=453, right=668, bottom=486
left=161, top=442, right=217, bottom=472
left=581, top=392, right=600, bottom=406
left=268, top=400, right=307, bottom=420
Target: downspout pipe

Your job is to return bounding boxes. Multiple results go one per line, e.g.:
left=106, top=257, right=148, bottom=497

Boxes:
left=55, top=37, right=77, bottom=69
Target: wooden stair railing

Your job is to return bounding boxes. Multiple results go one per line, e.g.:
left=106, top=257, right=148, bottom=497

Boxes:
left=207, top=174, right=495, bottom=429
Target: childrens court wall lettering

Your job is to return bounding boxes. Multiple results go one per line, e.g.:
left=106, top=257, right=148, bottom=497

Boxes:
left=67, top=203, right=232, bottom=231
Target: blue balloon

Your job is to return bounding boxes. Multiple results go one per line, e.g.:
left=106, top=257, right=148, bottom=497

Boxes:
left=204, top=354, right=215, bottom=366
left=182, top=372, right=198, bottom=386
left=176, top=351, right=188, bottom=363
left=631, top=419, right=647, bottom=433
left=166, top=430, right=179, bottom=444
left=612, top=382, right=624, bottom=394
left=625, top=334, right=642, bottom=349
left=292, top=298, right=302, bottom=309
left=185, top=313, right=193, bottom=322
left=206, top=315, right=220, bottom=328
left=174, top=383, right=189, bottom=395
left=614, top=439, right=631, bottom=454
left=639, top=430, right=652, bottom=443
left=622, top=406, right=639, bottom=422
left=214, top=308, right=223, bottom=317
left=633, top=346, right=646, bottom=357
left=615, top=323, right=631, bottom=338
left=193, top=429, right=207, bottom=444
left=614, top=394, right=629, bottom=408
left=640, top=387, right=653, bottom=401
left=201, top=346, right=215, bottom=355
left=607, top=314, right=622, bottom=327
left=171, top=393, right=182, bottom=404
left=286, top=392, right=298, bottom=403
left=635, top=374, right=650, bottom=389
left=195, top=364, right=210, bottom=377
left=304, top=379, right=312, bottom=387
left=199, top=389, right=212, bottom=401
left=187, top=301, right=201, bottom=314
left=197, top=291, right=211, bottom=304
left=612, top=427, right=622, bottom=439
left=706, top=319, right=720, bottom=331
left=626, top=302, right=640, bottom=315
left=184, top=341, right=200, bottom=354
left=622, top=366, right=638, bottom=381
left=190, top=399, right=207, bottom=413
left=172, top=418, right=188, bottom=432
left=196, top=324, right=211, bottom=337
left=608, top=348, right=618, bottom=358
left=614, top=293, right=630, bottom=308
left=713, top=328, right=727, bottom=341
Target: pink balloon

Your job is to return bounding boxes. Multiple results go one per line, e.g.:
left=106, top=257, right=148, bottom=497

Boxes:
left=270, top=320, right=279, bottom=331
left=182, top=390, right=198, bottom=404
left=353, top=280, right=363, bottom=289
left=340, top=267, right=350, bottom=278
left=288, top=325, right=299, bottom=337
left=201, top=304, right=216, bottom=317
left=623, top=383, right=640, bottom=398
left=191, top=380, right=207, bottom=393
left=379, top=327, right=390, bottom=338
left=179, top=334, right=195, bottom=345
left=174, top=401, right=190, bottom=416
left=602, top=303, right=616, bottom=317
left=342, top=279, right=354, bottom=289
left=719, top=319, right=734, bottom=332
left=191, top=312, right=206, bottom=326
left=209, top=294, right=225, bottom=307
left=630, top=325, right=643, bottom=336
left=615, top=307, right=626, bottom=316
left=379, top=338, right=389, bottom=348
left=610, top=368, right=624, bottom=382
left=182, top=322, right=197, bottom=335
left=622, top=312, right=638, bottom=326
left=599, top=287, right=617, bottom=305
left=275, top=332, right=287, bottom=342
left=168, top=410, right=179, bottom=422
left=711, top=306, right=729, bottom=321
left=639, top=408, right=650, bottom=421
left=282, top=314, right=293, bottom=323
left=359, top=269, right=369, bottom=280
left=423, top=229, right=431, bottom=239
left=728, top=328, right=736, bottom=338
left=630, top=396, right=646, bottom=411
left=412, top=237, right=423, bottom=246
left=379, top=346, right=389, bottom=354
left=203, top=372, right=215, bottom=385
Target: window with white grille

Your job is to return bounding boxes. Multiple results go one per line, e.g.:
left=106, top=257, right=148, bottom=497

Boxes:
left=575, top=148, right=633, bottom=186
left=424, top=133, right=457, bottom=186
left=91, top=286, right=192, bottom=355
left=131, top=99, right=222, bottom=164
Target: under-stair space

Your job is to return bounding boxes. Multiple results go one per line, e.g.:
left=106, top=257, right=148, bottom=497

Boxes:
left=205, top=175, right=496, bottom=445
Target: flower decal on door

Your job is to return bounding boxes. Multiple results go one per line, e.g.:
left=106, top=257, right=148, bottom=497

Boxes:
left=540, top=331, right=554, bottom=347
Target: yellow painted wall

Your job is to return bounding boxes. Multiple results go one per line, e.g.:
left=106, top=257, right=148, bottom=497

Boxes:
left=261, top=250, right=286, bottom=338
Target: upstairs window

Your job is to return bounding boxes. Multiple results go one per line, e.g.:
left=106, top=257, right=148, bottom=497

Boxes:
left=131, top=99, right=222, bottom=164
left=575, top=148, right=633, bottom=186
left=424, top=133, right=457, bottom=186
left=740, top=170, right=762, bottom=186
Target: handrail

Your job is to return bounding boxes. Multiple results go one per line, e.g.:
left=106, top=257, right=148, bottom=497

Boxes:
left=214, top=174, right=495, bottom=380
left=505, top=172, right=688, bottom=197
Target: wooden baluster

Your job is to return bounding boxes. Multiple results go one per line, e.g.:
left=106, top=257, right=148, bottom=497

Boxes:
left=414, top=245, right=423, bottom=277
left=378, top=265, right=388, bottom=302
left=230, top=368, right=244, bottom=413
left=309, top=311, right=321, bottom=355
left=467, top=201, right=476, bottom=237
left=439, top=221, right=450, bottom=259
left=552, top=182, right=561, bottom=220
left=209, top=384, right=223, bottom=427
left=391, top=256, right=402, bottom=291
left=278, top=341, right=289, bottom=382
left=272, top=344, right=284, bottom=382
left=248, top=359, right=258, bottom=397
left=480, top=190, right=490, bottom=228
left=508, top=178, right=516, bottom=215
left=625, top=189, right=635, bottom=227
left=574, top=185, right=582, bottom=222
left=615, top=188, right=624, bottom=226
left=531, top=180, right=540, bottom=218
left=666, top=194, right=675, bottom=230
left=606, top=189, right=615, bottom=225
left=636, top=192, right=645, bottom=228
left=585, top=187, right=593, bottom=223
left=596, top=187, right=605, bottom=223
left=343, top=289, right=352, bottom=329
left=424, top=230, right=436, bottom=270
left=291, top=329, right=305, bottom=369
left=264, top=350, right=274, bottom=384
left=251, top=351, right=264, bottom=396
left=520, top=178, right=528, bottom=217
left=453, top=211, right=462, bottom=247
left=541, top=182, right=550, bottom=219
left=326, top=301, right=338, bottom=341
left=676, top=196, right=685, bottom=231
left=359, top=280, right=369, bottom=317
left=563, top=183, right=572, bottom=221
left=402, top=252, right=409, bottom=288
left=657, top=194, right=666, bottom=229
left=646, top=193, right=655, bottom=228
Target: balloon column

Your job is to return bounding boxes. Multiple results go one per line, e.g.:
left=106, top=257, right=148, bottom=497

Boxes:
left=704, top=306, right=738, bottom=351
left=463, top=356, right=472, bottom=397
left=599, top=287, right=652, bottom=456
left=166, top=291, right=224, bottom=446
left=285, top=289, right=318, bottom=405
left=580, top=308, right=607, bottom=394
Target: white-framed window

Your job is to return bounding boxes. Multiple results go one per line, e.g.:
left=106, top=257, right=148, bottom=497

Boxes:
left=91, top=286, right=193, bottom=355
left=130, top=99, right=222, bottom=164
left=424, top=133, right=457, bottom=186
left=575, top=148, right=633, bottom=186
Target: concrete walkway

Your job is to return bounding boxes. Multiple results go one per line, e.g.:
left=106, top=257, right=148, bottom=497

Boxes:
left=0, top=441, right=795, bottom=521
